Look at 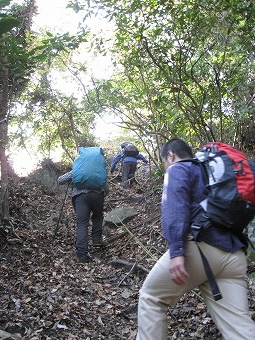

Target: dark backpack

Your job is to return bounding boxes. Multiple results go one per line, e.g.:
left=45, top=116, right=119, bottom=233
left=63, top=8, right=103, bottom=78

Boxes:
left=195, top=142, right=255, bottom=234
left=72, top=147, right=107, bottom=190
left=124, top=143, right=139, bottom=158
left=192, top=142, right=255, bottom=301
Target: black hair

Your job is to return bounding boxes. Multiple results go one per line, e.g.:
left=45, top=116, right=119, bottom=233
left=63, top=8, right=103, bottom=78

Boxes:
left=79, top=140, right=95, bottom=148
left=161, top=138, right=194, bottom=159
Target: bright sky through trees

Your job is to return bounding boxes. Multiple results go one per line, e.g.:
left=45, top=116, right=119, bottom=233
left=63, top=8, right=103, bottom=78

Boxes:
left=10, top=0, right=120, bottom=175
left=33, top=0, right=79, bottom=33
left=10, top=0, right=79, bottom=175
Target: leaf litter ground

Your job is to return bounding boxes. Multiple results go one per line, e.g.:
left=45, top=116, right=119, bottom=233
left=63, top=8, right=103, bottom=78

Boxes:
left=0, top=172, right=254, bottom=339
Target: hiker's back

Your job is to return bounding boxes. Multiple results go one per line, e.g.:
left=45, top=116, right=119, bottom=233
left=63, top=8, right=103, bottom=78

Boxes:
left=123, top=143, right=139, bottom=158
left=169, top=161, right=207, bottom=222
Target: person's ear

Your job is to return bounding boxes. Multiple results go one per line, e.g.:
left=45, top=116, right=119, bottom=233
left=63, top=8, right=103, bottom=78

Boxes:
left=167, top=150, right=174, bottom=160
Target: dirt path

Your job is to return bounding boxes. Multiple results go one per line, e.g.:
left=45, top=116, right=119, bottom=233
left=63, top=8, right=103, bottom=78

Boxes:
left=0, top=174, right=254, bottom=339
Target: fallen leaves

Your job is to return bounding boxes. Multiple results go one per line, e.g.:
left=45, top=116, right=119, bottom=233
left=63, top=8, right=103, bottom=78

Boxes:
left=0, top=173, right=254, bottom=339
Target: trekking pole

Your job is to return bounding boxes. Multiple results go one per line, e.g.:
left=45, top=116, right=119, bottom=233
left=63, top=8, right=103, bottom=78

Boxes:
left=52, top=182, right=71, bottom=241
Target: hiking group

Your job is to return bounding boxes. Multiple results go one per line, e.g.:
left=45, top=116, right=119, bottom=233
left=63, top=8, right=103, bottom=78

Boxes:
left=58, top=139, right=255, bottom=339
left=57, top=142, right=147, bottom=262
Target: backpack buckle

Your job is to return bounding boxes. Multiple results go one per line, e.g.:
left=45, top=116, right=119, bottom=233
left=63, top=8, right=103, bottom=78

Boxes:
left=191, top=223, right=202, bottom=230
left=191, top=213, right=212, bottom=231
left=201, top=213, right=212, bottom=229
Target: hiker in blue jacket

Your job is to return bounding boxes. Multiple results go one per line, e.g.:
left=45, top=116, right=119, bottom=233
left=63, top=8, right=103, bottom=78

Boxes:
left=110, top=142, right=148, bottom=189
left=136, top=138, right=255, bottom=340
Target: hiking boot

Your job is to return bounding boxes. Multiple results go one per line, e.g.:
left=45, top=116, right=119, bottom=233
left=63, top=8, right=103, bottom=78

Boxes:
left=93, top=239, right=107, bottom=247
left=76, top=255, right=91, bottom=263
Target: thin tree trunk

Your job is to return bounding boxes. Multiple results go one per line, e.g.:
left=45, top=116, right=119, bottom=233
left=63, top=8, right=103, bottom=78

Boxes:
left=0, top=55, right=9, bottom=223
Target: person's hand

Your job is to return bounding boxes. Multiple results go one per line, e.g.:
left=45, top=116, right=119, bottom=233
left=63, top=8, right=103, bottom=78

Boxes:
left=169, top=256, right=189, bottom=285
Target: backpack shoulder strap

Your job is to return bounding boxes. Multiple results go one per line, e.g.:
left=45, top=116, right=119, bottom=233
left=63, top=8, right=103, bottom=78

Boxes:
left=177, top=159, right=209, bottom=185
left=196, top=243, right=222, bottom=301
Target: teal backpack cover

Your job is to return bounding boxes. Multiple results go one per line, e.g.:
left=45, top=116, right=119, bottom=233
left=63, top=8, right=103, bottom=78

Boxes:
left=72, top=147, right=107, bottom=190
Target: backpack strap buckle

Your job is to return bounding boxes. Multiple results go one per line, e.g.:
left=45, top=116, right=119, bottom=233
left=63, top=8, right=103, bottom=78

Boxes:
left=191, top=213, right=212, bottom=240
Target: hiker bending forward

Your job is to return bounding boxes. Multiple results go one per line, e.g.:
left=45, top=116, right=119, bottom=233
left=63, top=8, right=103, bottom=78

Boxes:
left=110, top=142, right=148, bottom=189
left=136, top=138, right=255, bottom=340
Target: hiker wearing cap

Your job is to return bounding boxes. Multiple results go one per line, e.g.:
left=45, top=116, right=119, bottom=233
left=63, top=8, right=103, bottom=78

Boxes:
left=136, top=138, right=255, bottom=339
left=110, top=142, right=148, bottom=189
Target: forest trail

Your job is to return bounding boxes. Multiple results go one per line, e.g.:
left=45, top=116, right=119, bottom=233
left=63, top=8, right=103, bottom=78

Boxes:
left=0, top=168, right=254, bottom=339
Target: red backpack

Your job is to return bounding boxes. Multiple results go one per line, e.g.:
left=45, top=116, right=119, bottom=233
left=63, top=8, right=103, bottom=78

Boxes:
left=195, top=142, right=255, bottom=233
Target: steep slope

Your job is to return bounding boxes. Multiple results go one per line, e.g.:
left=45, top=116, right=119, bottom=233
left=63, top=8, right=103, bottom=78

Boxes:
left=0, top=169, right=254, bottom=339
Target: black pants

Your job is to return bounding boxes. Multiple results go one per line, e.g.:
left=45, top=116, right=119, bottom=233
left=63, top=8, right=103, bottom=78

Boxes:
left=122, top=162, right=137, bottom=188
left=73, top=192, right=104, bottom=258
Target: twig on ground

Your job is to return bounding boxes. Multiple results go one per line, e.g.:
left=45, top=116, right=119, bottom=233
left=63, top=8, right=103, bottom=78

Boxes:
left=110, top=259, right=149, bottom=276
left=117, top=261, right=137, bottom=286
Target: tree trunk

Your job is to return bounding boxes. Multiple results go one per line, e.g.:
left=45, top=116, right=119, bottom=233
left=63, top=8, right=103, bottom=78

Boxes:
left=0, top=56, right=9, bottom=224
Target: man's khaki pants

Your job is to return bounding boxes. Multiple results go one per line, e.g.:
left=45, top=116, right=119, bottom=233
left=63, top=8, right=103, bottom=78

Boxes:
left=136, top=241, right=255, bottom=340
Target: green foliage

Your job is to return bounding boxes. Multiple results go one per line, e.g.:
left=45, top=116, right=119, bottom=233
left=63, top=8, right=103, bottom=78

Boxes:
left=73, top=0, right=255, bottom=155
left=67, top=0, right=86, bottom=13
left=0, top=0, right=88, bottom=101
left=0, top=16, right=20, bottom=34
left=29, top=31, right=88, bottom=62
left=0, top=1, right=91, bottom=164
left=9, top=68, right=97, bottom=161
left=3, top=0, right=254, bottom=167
left=0, top=2, right=38, bottom=99
left=0, top=0, right=11, bottom=9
